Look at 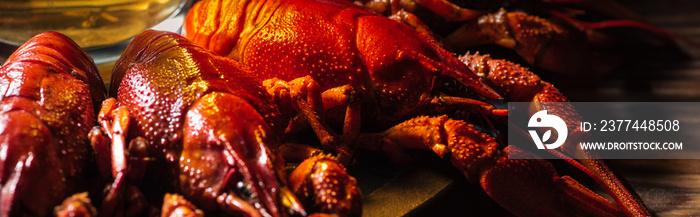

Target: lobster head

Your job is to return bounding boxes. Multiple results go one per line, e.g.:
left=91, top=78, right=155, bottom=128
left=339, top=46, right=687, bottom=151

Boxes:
left=181, top=91, right=305, bottom=217
left=183, top=0, right=501, bottom=127
left=110, top=30, right=304, bottom=216
left=354, top=14, right=502, bottom=121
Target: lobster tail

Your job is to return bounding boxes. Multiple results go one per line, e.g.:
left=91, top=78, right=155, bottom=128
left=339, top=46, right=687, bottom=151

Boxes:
left=0, top=32, right=105, bottom=216
left=7, top=32, right=106, bottom=107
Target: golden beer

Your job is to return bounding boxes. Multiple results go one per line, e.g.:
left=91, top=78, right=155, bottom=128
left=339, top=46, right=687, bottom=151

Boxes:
left=0, top=0, right=185, bottom=48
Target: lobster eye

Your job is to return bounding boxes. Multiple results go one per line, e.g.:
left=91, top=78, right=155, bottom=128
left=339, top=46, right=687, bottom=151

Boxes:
left=236, top=181, right=256, bottom=200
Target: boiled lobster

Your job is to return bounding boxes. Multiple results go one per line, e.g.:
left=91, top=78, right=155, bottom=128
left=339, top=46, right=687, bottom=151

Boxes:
left=93, top=30, right=361, bottom=217
left=184, top=0, right=501, bottom=157
left=184, top=0, right=651, bottom=216
left=358, top=0, right=679, bottom=76
left=0, top=32, right=106, bottom=216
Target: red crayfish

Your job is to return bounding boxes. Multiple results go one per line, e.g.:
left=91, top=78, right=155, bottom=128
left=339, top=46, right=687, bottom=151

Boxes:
left=184, top=0, right=651, bottom=216
left=0, top=32, right=106, bottom=216
left=92, top=30, right=362, bottom=217
left=358, top=0, right=687, bottom=76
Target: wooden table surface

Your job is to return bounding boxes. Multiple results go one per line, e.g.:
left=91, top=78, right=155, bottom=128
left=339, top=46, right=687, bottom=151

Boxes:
left=560, top=2, right=700, bottom=215
left=1, top=0, right=699, bottom=216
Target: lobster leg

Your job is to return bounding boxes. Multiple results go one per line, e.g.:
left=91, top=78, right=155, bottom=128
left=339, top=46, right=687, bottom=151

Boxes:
left=92, top=98, right=129, bottom=215
left=90, top=127, right=113, bottom=180
left=359, top=115, right=623, bottom=217
left=460, top=53, right=651, bottom=216
left=263, top=77, right=358, bottom=162
left=264, top=74, right=501, bottom=165
left=430, top=95, right=508, bottom=116
left=91, top=97, right=153, bottom=217
left=360, top=0, right=484, bottom=21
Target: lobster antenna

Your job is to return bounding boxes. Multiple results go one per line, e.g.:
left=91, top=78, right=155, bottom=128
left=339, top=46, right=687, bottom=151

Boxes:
left=550, top=10, right=700, bottom=49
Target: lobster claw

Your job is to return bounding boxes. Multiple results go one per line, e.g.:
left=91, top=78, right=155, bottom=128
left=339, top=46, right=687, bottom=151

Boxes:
left=287, top=154, right=362, bottom=217
left=279, top=187, right=307, bottom=217
left=360, top=115, right=633, bottom=217
left=482, top=147, right=624, bottom=217
left=528, top=102, right=650, bottom=216
left=180, top=92, right=307, bottom=217
left=459, top=53, right=651, bottom=216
